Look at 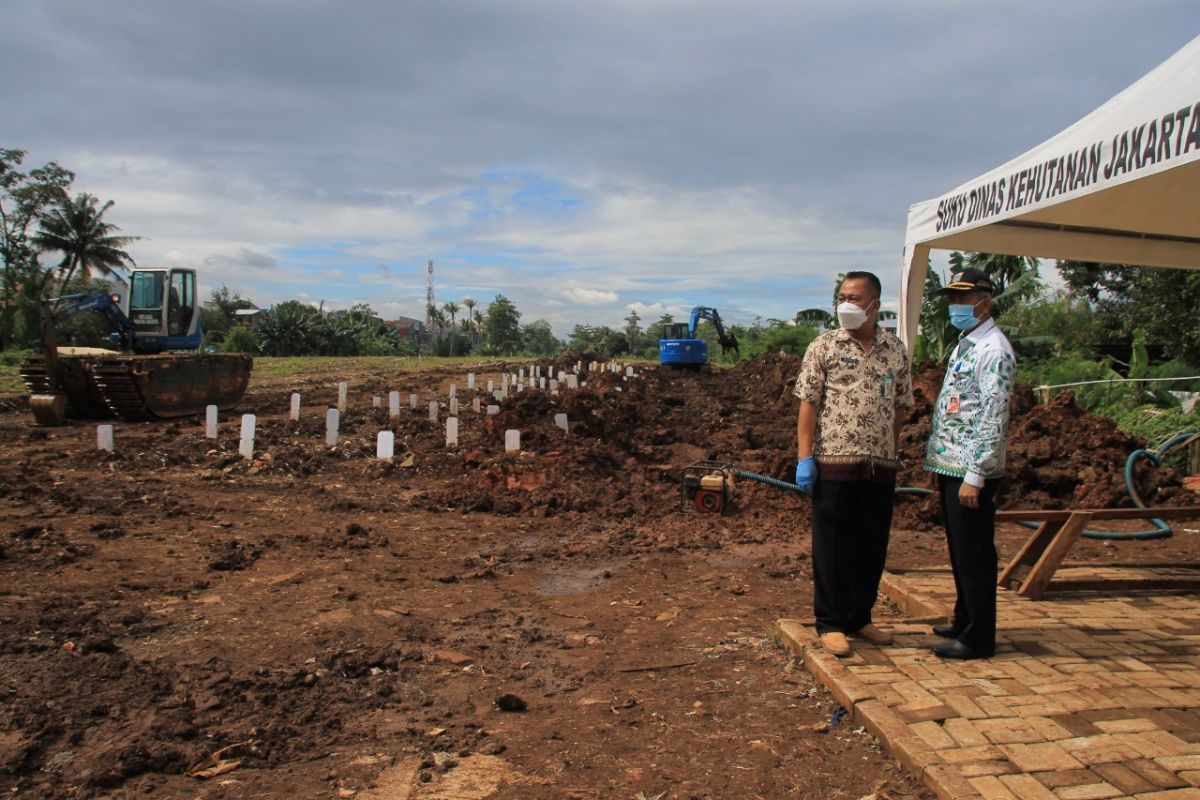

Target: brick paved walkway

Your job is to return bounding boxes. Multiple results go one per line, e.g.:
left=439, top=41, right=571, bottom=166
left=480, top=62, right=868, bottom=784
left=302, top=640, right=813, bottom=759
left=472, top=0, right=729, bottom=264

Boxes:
left=778, top=566, right=1200, bottom=800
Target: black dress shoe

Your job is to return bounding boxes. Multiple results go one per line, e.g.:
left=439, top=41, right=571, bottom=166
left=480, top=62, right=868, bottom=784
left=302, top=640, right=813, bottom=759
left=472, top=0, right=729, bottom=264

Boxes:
left=931, top=624, right=958, bottom=639
left=932, top=641, right=994, bottom=660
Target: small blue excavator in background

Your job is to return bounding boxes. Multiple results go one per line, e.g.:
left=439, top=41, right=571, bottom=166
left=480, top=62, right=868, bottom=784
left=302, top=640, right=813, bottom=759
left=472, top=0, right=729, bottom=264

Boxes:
left=658, top=305, right=738, bottom=367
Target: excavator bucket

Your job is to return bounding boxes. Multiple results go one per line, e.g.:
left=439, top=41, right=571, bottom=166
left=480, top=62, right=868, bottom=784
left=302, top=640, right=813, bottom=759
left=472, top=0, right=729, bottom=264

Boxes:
left=21, top=352, right=253, bottom=421
left=28, top=394, right=68, bottom=426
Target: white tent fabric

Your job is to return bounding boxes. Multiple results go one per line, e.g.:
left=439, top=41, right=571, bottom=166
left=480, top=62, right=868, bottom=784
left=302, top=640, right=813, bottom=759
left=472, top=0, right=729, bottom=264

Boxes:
left=899, top=34, right=1200, bottom=348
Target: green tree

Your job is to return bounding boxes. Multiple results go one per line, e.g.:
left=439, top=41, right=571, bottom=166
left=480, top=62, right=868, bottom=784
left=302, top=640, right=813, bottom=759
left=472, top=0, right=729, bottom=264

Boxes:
left=567, top=324, right=612, bottom=352
left=220, top=324, right=260, bottom=355
left=1000, top=290, right=1096, bottom=363
left=521, top=320, right=561, bottom=356
left=482, top=294, right=522, bottom=355
left=0, top=148, right=74, bottom=348
left=33, top=192, right=139, bottom=292
left=199, top=285, right=257, bottom=346
left=442, top=300, right=460, bottom=330
left=759, top=322, right=819, bottom=355
left=795, top=307, right=833, bottom=329
left=1058, top=260, right=1200, bottom=363
left=255, top=300, right=322, bottom=356
left=960, top=251, right=1042, bottom=319
left=622, top=308, right=646, bottom=353
left=914, top=260, right=956, bottom=365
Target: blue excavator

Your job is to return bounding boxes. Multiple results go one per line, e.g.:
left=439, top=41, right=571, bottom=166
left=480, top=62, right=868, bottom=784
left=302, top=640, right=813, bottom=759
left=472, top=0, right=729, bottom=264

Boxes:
left=658, top=306, right=739, bottom=367
left=21, top=267, right=252, bottom=424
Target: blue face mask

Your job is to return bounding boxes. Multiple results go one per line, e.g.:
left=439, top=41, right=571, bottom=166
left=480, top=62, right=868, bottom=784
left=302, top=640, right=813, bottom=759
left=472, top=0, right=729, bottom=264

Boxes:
left=948, top=302, right=981, bottom=330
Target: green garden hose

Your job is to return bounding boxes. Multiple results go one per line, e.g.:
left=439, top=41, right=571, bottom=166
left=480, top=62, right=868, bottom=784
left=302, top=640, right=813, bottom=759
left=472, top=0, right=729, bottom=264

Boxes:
left=734, top=469, right=810, bottom=495
left=740, top=431, right=1198, bottom=541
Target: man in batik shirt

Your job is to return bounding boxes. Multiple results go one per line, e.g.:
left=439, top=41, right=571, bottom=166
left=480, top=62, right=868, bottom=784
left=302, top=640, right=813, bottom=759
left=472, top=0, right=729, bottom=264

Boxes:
left=795, top=271, right=912, bottom=657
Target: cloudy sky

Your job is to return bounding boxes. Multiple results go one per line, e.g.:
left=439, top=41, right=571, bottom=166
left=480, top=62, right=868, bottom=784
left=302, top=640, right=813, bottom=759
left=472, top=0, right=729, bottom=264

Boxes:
left=4, top=2, right=1198, bottom=334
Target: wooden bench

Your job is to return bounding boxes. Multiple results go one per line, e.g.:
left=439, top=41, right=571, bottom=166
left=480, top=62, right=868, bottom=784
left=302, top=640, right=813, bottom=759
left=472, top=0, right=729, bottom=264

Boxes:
left=996, top=506, right=1200, bottom=600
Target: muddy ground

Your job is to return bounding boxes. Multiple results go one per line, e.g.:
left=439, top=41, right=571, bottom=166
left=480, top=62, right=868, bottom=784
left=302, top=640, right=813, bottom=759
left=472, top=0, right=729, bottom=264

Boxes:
left=2, top=352, right=1198, bottom=800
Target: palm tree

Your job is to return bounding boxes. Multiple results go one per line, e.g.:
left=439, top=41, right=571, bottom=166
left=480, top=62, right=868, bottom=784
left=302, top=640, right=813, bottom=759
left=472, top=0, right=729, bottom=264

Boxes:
left=442, top=300, right=460, bottom=331
left=33, top=193, right=139, bottom=293
left=461, top=297, right=476, bottom=326
left=795, top=308, right=834, bottom=329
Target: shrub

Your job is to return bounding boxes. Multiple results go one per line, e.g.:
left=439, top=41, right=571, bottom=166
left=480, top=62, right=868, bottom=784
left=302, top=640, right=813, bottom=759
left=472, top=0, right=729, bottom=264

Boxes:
left=220, top=325, right=260, bottom=355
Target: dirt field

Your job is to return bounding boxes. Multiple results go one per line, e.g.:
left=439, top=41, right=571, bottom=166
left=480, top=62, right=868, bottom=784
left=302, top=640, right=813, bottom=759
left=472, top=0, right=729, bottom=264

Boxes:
left=2, top=352, right=1197, bottom=799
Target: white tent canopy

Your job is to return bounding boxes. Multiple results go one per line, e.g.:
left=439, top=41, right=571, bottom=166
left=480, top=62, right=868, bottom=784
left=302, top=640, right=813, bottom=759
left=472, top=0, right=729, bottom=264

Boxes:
left=899, top=34, right=1200, bottom=349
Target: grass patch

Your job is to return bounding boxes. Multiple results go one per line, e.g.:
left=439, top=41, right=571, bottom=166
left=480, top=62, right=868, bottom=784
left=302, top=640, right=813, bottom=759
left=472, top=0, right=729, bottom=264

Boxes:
left=0, top=361, right=24, bottom=393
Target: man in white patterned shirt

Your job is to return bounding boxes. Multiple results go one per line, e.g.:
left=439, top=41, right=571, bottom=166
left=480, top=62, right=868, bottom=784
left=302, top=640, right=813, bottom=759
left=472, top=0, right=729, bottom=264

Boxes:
left=924, top=267, right=1016, bottom=660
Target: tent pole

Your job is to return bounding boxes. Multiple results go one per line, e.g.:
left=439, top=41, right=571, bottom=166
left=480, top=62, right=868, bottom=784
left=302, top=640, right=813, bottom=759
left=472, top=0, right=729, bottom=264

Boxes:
left=898, top=243, right=930, bottom=355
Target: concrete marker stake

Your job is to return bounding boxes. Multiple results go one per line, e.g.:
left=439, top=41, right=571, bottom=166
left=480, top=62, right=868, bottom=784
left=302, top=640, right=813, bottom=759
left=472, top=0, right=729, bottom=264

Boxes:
left=205, top=405, right=218, bottom=439
left=290, top=393, right=301, bottom=421
left=326, top=408, right=340, bottom=447
left=377, top=431, right=394, bottom=460
left=97, top=424, right=114, bottom=452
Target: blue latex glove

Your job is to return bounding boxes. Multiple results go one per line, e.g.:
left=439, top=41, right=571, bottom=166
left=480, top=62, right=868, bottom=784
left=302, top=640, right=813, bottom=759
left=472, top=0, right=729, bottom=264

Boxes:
left=795, top=457, right=817, bottom=493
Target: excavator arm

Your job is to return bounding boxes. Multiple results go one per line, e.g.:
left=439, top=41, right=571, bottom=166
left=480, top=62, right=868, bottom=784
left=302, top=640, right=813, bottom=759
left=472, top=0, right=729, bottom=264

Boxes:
left=43, top=293, right=134, bottom=349
left=689, top=306, right=728, bottom=340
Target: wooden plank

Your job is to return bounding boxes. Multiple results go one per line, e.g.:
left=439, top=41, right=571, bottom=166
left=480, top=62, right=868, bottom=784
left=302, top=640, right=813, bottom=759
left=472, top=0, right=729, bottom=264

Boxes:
left=1018, top=512, right=1091, bottom=600
left=996, top=506, right=1200, bottom=522
left=998, top=518, right=1065, bottom=590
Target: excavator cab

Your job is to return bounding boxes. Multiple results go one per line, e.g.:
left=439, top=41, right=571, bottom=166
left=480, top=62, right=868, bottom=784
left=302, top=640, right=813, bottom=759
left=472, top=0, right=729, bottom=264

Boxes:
left=21, top=266, right=252, bottom=424
left=128, top=268, right=200, bottom=352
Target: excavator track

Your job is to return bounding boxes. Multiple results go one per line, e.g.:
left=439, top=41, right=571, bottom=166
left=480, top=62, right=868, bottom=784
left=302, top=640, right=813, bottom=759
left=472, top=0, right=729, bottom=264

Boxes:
left=90, top=360, right=153, bottom=421
left=20, top=353, right=253, bottom=421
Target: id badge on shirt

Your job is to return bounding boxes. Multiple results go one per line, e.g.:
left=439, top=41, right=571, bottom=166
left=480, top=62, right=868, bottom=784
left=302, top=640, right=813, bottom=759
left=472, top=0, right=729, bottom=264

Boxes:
left=880, top=370, right=894, bottom=400
left=946, top=393, right=960, bottom=414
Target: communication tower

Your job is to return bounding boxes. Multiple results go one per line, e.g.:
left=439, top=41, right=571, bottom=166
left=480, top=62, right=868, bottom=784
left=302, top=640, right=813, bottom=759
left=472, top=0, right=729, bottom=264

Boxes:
left=425, top=260, right=434, bottom=330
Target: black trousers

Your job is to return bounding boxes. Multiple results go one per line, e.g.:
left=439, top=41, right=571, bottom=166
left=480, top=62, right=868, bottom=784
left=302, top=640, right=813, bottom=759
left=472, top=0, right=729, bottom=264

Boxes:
left=938, top=475, right=1002, bottom=651
left=811, top=478, right=895, bottom=635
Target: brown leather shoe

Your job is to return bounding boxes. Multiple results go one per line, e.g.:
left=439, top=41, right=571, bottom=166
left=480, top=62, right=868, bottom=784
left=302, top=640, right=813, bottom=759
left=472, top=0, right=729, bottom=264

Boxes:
left=854, top=624, right=893, bottom=645
left=819, top=631, right=851, bottom=657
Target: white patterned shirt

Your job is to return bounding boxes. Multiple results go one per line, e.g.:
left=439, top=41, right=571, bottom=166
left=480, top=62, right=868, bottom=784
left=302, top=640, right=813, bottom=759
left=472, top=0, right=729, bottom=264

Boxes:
left=923, top=318, right=1017, bottom=487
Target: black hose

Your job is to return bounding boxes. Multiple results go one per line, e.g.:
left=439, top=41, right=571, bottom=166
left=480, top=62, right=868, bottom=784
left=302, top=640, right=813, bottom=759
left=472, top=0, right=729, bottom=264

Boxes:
left=734, top=469, right=810, bottom=495
left=739, top=430, right=1198, bottom=541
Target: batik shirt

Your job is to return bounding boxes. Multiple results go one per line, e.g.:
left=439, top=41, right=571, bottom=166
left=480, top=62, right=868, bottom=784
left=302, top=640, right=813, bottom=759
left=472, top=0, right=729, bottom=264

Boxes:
left=794, top=328, right=913, bottom=473
left=924, top=318, right=1016, bottom=487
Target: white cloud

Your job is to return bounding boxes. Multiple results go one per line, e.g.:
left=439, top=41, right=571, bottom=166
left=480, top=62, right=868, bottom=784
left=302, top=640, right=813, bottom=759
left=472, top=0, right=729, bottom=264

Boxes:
left=4, top=3, right=1196, bottom=336
left=561, top=287, right=619, bottom=305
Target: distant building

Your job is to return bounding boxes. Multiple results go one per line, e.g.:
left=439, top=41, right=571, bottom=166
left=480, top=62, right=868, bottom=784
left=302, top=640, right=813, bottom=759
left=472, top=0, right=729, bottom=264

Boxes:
left=387, top=316, right=426, bottom=342
left=233, top=305, right=269, bottom=327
